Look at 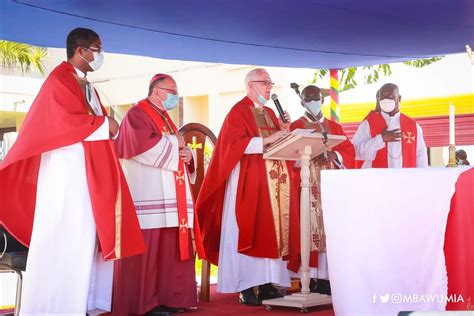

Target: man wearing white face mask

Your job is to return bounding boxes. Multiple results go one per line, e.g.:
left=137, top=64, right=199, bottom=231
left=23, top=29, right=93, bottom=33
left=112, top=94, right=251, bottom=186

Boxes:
left=353, top=83, right=428, bottom=168
left=289, top=85, right=355, bottom=295
left=113, top=74, right=199, bottom=315
left=0, top=28, right=145, bottom=314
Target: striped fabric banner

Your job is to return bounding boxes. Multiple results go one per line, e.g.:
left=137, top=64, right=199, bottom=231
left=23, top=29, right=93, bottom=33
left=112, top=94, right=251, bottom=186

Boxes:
left=330, top=69, right=340, bottom=122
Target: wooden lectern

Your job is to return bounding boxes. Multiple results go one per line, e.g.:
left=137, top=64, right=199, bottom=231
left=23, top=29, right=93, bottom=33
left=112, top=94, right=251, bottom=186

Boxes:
left=262, top=131, right=346, bottom=313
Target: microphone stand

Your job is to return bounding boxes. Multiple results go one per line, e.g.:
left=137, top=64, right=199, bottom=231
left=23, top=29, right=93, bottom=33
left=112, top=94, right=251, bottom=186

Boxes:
left=304, top=110, right=328, bottom=145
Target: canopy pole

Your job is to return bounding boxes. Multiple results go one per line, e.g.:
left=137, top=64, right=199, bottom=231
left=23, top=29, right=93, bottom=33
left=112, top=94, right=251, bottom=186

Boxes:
left=329, top=69, right=340, bottom=122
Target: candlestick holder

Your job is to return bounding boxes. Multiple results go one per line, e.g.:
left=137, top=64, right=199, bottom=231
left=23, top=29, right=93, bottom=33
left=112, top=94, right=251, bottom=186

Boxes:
left=448, top=144, right=457, bottom=167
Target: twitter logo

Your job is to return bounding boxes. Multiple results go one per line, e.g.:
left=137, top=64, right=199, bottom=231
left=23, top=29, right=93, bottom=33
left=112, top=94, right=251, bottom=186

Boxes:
left=380, top=294, right=390, bottom=303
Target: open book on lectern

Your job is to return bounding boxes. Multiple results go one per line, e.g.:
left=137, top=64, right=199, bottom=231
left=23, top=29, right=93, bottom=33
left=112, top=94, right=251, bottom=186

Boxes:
left=263, top=128, right=347, bottom=161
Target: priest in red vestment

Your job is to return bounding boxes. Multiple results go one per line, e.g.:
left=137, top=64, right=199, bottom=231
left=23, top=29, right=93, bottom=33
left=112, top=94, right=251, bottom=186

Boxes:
left=112, top=74, right=200, bottom=315
left=288, top=85, right=355, bottom=295
left=353, top=83, right=428, bottom=168
left=0, top=28, right=144, bottom=314
left=196, top=68, right=298, bottom=306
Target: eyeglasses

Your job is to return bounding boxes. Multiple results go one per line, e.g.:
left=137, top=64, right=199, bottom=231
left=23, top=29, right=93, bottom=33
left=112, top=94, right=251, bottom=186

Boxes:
left=157, top=86, right=178, bottom=95
left=303, top=95, right=323, bottom=102
left=84, top=46, right=103, bottom=53
left=251, top=80, right=275, bottom=87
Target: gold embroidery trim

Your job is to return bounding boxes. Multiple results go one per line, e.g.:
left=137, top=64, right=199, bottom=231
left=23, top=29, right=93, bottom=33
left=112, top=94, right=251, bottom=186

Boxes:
left=251, top=106, right=291, bottom=256
left=114, top=183, right=122, bottom=259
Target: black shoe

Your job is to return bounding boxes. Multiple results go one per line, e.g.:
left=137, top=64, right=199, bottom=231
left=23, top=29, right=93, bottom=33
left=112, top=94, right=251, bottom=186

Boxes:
left=239, top=287, right=261, bottom=306
left=306, top=278, right=331, bottom=295
left=145, top=307, right=171, bottom=316
left=258, top=283, right=284, bottom=300
left=309, top=278, right=319, bottom=293
left=316, top=279, right=331, bottom=295
left=146, top=305, right=185, bottom=315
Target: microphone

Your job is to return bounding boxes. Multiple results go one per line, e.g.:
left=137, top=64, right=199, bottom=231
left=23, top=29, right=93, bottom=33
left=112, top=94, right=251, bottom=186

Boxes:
left=271, top=94, right=287, bottom=123
left=290, top=82, right=301, bottom=97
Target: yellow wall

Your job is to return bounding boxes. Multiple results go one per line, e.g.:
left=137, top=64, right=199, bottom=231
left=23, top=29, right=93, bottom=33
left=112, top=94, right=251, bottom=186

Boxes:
left=321, top=93, right=474, bottom=123
left=0, top=111, right=26, bottom=130
left=184, top=95, right=209, bottom=126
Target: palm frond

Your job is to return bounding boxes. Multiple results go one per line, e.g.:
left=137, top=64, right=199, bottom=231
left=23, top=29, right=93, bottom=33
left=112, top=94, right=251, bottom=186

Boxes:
left=310, top=57, right=443, bottom=93
left=0, top=40, right=48, bottom=74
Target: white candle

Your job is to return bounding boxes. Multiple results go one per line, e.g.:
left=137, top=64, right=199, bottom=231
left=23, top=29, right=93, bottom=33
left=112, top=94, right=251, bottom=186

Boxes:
left=449, top=102, right=455, bottom=145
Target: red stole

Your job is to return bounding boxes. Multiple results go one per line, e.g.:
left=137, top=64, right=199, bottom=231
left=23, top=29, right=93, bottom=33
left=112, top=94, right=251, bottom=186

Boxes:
left=137, top=100, right=190, bottom=261
left=366, top=110, right=417, bottom=168
left=0, top=62, right=144, bottom=260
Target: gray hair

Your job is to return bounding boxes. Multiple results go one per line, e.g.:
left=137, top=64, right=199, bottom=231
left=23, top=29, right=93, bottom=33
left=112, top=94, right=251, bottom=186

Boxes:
left=244, top=68, right=268, bottom=92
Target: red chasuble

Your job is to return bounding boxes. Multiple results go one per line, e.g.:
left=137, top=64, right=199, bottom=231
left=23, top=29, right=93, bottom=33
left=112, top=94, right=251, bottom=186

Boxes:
left=290, top=116, right=355, bottom=169
left=196, top=96, right=298, bottom=266
left=365, top=110, right=418, bottom=168
left=0, top=62, right=144, bottom=260
left=287, top=116, right=355, bottom=271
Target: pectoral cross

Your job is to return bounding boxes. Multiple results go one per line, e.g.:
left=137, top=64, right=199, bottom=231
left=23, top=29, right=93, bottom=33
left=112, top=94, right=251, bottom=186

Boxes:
left=403, top=132, right=415, bottom=144
left=187, top=136, right=202, bottom=151
left=179, top=219, right=188, bottom=234
left=175, top=170, right=185, bottom=185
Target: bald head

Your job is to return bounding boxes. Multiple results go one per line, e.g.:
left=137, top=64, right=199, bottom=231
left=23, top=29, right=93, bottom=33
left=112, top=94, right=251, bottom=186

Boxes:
left=380, top=83, right=399, bottom=95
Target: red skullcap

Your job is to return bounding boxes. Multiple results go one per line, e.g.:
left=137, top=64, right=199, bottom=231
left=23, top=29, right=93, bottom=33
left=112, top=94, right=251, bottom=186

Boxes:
left=149, top=73, right=171, bottom=86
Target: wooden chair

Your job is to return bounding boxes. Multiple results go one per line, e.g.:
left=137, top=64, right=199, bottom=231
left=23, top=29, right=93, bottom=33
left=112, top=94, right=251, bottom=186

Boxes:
left=179, top=123, right=217, bottom=302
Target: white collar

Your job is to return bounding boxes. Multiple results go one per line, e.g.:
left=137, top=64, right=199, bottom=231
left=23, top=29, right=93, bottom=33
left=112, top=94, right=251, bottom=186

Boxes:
left=253, top=101, right=264, bottom=109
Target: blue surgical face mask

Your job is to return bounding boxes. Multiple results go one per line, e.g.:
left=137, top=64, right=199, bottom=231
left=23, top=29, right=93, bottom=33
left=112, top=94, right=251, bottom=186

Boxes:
left=305, top=100, right=322, bottom=115
left=163, top=93, right=179, bottom=110
left=257, top=94, right=267, bottom=105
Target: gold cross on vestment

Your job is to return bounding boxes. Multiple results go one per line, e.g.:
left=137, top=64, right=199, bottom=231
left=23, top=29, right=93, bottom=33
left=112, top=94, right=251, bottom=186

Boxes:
left=179, top=219, right=188, bottom=234
left=403, top=132, right=415, bottom=144
left=187, top=136, right=203, bottom=151
left=175, top=170, right=185, bottom=185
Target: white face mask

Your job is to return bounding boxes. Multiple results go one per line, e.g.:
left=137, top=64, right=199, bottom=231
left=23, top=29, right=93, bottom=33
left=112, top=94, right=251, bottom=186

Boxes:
left=80, top=49, right=104, bottom=71
left=88, top=51, right=104, bottom=71
left=379, top=98, right=396, bottom=113
left=305, top=100, right=322, bottom=116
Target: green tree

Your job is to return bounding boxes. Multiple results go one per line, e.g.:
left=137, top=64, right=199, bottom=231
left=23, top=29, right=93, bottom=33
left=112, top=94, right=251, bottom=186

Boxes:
left=310, top=57, right=443, bottom=92
left=0, top=40, right=48, bottom=75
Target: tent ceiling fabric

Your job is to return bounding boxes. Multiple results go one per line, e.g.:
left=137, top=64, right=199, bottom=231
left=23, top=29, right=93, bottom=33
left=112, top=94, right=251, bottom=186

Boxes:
left=1, top=0, right=473, bottom=68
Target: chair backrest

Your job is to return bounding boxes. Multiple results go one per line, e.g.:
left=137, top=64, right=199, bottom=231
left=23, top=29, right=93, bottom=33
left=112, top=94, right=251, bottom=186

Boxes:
left=179, top=123, right=217, bottom=198
left=0, top=225, right=27, bottom=257
left=178, top=123, right=217, bottom=302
